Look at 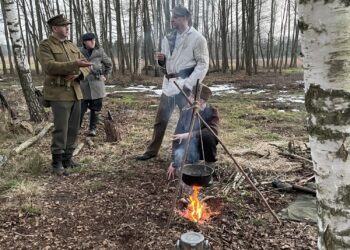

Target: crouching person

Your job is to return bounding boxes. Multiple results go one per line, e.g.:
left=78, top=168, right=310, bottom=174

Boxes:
left=80, top=32, right=112, bottom=136
left=167, top=85, right=219, bottom=180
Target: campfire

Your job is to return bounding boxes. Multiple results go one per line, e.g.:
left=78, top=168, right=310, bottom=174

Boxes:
left=179, top=186, right=212, bottom=224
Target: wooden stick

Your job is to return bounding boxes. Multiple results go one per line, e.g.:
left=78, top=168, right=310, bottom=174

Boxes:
left=172, top=81, right=281, bottom=224
left=279, top=151, right=313, bottom=164
left=12, top=123, right=53, bottom=154
left=167, top=80, right=201, bottom=229
left=0, top=90, right=17, bottom=120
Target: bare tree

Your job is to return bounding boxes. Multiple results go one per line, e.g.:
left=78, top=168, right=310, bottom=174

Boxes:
left=220, top=0, right=229, bottom=73
left=1, top=0, right=15, bottom=74
left=3, top=0, right=45, bottom=122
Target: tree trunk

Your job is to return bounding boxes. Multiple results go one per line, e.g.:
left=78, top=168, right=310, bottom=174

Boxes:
left=3, top=0, right=45, bottom=122
left=299, top=1, right=350, bottom=249
left=284, top=0, right=291, bottom=68
left=0, top=45, right=6, bottom=74
left=1, top=0, right=15, bottom=74
left=34, top=0, right=43, bottom=41
left=235, top=0, right=239, bottom=71
left=220, top=0, right=228, bottom=73
left=114, top=0, right=126, bottom=74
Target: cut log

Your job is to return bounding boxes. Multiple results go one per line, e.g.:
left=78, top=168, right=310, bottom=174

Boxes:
left=12, top=123, right=53, bottom=154
left=104, top=111, right=122, bottom=142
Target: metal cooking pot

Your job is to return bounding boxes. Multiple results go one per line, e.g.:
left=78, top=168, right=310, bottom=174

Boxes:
left=181, top=164, right=214, bottom=187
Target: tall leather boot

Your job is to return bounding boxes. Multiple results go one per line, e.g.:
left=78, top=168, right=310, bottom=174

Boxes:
left=52, top=154, right=68, bottom=176
left=62, top=151, right=80, bottom=168
left=88, top=111, right=99, bottom=136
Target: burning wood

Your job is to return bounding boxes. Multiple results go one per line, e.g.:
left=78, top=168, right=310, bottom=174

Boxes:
left=178, top=186, right=215, bottom=224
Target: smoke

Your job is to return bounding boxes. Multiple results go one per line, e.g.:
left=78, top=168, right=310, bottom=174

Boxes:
left=174, top=137, right=200, bottom=168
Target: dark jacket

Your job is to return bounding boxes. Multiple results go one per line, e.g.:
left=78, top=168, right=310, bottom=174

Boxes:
left=80, top=47, right=112, bottom=100
left=172, top=104, right=219, bottom=163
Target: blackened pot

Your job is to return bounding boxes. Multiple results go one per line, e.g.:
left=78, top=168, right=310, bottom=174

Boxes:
left=182, top=164, right=214, bottom=187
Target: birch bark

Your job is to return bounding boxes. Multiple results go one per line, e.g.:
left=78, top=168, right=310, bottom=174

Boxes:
left=299, top=1, right=350, bottom=249
left=3, top=0, right=45, bottom=122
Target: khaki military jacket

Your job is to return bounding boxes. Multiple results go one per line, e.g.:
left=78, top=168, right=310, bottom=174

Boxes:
left=38, top=35, right=90, bottom=101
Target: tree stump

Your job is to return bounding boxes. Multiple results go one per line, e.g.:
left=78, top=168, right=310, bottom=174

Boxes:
left=104, top=111, right=122, bottom=142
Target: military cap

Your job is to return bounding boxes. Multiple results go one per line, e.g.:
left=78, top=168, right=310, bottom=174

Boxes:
left=200, top=85, right=212, bottom=101
left=82, top=32, right=96, bottom=41
left=47, top=14, right=72, bottom=26
left=171, top=5, right=192, bottom=17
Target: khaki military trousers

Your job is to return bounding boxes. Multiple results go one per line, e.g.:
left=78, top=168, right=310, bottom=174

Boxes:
left=145, top=88, right=191, bottom=156
left=50, top=100, right=81, bottom=154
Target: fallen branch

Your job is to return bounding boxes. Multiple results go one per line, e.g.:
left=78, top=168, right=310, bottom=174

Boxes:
left=279, top=151, right=313, bottom=164
left=13, top=231, right=36, bottom=237
left=73, top=142, right=84, bottom=157
left=86, top=137, right=94, bottom=147
left=12, top=123, right=53, bottom=154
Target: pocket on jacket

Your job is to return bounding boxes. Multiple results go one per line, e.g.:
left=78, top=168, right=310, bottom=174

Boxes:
left=51, top=49, right=66, bottom=62
left=70, top=48, right=80, bottom=60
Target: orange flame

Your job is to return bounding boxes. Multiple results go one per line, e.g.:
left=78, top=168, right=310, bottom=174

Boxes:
left=180, top=186, right=211, bottom=224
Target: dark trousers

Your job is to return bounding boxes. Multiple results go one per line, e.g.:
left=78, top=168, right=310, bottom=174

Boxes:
left=80, top=98, right=103, bottom=130
left=146, top=89, right=191, bottom=156
left=50, top=100, right=81, bottom=154
left=199, top=130, right=218, bottom=162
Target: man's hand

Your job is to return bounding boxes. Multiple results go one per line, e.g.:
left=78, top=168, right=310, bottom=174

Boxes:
left=172, top=133, right=189, bottom=144
left=101, top=75, right=106, bottom=81
left=167, top=162, right=177, bottom=180
left=76, top=58, right=93, bottom=67
left=64, top=74, right=80, bottom=81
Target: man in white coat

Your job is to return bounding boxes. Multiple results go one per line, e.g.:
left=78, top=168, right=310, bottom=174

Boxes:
left=137, top=5, right=209, bottom=161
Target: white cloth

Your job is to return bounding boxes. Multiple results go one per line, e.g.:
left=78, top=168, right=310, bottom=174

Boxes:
left=161, top=27, right=209, bottom=96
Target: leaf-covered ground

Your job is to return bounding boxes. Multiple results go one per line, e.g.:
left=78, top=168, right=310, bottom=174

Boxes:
left=0, top=71, right=317, bottom=249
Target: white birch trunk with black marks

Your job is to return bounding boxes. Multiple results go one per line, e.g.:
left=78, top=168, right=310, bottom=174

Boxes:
left=3, top=0, right=45, bottom=122
left=299, top=1, right=350, bottom=249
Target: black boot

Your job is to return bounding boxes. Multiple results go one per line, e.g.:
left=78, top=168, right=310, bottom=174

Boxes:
left=62, top=151, right=80, bottom=168
left=88, top=111, right=99, bottom=136
left=52, top=154, right=68, bottom=176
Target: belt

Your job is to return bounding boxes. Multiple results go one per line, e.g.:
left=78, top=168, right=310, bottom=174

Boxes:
left=165, top=67, right=196, bottom=80
left=165, top=73, right=178, bottom=80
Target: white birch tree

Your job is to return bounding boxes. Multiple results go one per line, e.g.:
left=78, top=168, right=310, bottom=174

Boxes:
left=299, top=1, right=350, bottom=249
left=3, top=0, right=45, bottom=122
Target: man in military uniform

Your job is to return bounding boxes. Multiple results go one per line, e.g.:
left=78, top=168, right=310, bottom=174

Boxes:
left=38, top=14, right=92, bottom=175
